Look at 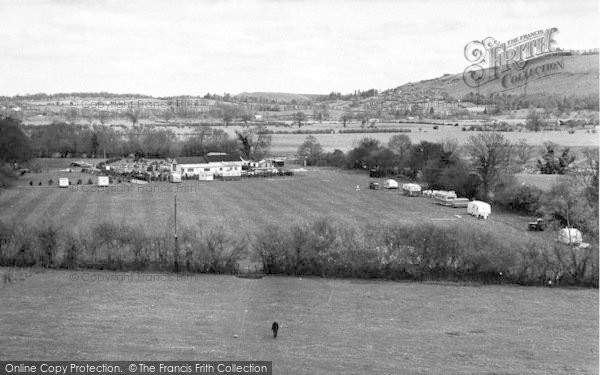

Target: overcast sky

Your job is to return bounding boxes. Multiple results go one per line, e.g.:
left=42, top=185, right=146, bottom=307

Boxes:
left=0, top=0, right=597, bottom=96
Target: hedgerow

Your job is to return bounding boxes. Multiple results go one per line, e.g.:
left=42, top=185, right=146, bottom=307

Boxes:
left=253, top=218, right=598, bottom=286
left=0, top=218, right=596, bottom=287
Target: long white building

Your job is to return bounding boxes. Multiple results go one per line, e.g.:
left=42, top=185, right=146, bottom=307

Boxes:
left=172, top=153, right=243, bottom=180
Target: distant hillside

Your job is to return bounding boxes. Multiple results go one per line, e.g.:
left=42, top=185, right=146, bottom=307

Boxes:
left=391, top=54, right=599, bottom=99
left=235, top=92, right=322, bottom=103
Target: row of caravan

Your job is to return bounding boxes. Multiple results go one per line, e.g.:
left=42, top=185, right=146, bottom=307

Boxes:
left=375, top=181, right=492, bottom=219
left=169, top=169, right=240, bottom=182
left=378, top=180, right=423, bottom=197
left=57, top=176, right=109, bottom=187
left=423, top=189, right=490, bottom=219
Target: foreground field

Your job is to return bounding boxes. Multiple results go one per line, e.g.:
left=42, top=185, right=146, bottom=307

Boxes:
left=0, top=167, right=555, bottom=247
left=0, top=268, right=597, bottom=374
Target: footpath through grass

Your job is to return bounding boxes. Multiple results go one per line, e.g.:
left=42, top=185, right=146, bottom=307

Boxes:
left=0, top=268, right=597, bottom=375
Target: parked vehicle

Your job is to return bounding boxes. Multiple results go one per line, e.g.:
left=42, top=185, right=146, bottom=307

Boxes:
left=402, top=183, right=422, bottom=197
left=433, top=190, right=457, bottom=203
left=451, top=198, right=470, bottom=208
left=383, top=179, right=399, bottom=189
left=97, top=176, right=109, bottom=186
left=169, top=172, right=182, bottom=183
left=528, top=218, right=546, bottom=231
left=467, top=200, right=491, bottom=219
left=558, top=228, right=583, bottom=245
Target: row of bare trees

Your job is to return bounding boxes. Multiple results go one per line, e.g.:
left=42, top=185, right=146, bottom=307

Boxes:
left=18, top=120, right=271, bottom=160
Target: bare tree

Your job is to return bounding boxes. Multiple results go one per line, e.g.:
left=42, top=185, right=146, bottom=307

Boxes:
left=465, top=132, right=512, bottom=200
left=340, top=111, right=352, bottom=128
left=163, top=107, right=175, bottom=123
left=240, top=112, right=253, bottom=125
left=574, top=147, right=599, bottom=209
left=510, top=138, right=533, bottom=172
left=125, top=109, right=140, bottom=128
left=387, top=134, right=412, bottom=160
left=297, top=135, right=323, bottom=165
left=441, top=138, right=459, bottom=156
left=514, top=138, right=532, bottom=164
left=294, top=112, right=307, bottom=128
left=526, top=107, right=543, bottom=131
left=98, top=111, right=109, bottom=126
left=235, top=126, right=272, bottom=160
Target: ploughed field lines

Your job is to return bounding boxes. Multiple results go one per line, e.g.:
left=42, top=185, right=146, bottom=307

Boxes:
left=0, top=188, right=25, bottom=222
left=0, top=169, right=551, bottom=245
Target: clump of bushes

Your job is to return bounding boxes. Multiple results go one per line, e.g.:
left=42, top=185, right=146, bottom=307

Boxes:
left=0, top=221, right=243, bottom=275
left=253, top=218, right=598, bottom=286
left=494, top=184, right=543, bottom=215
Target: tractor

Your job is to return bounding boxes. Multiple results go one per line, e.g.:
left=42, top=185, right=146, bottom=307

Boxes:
left=528, top=218, right=546, bottom=231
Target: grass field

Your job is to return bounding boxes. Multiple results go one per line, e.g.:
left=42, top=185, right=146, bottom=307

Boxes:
left=0, top=268, right=597, bottom=374
left=514, top=173, right=561, bottom=191
left=0, top=166, right=556, bottom=248
left=1, top=161, right=597, bottom=373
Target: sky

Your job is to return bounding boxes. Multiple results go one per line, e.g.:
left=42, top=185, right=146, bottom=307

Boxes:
left=0, top=0, right=598, bottom=96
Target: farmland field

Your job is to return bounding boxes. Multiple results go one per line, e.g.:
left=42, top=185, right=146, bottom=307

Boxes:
left=514, top=173, right=561, bottom=191
left=0, top=268, right=597, bottom=374
left=0, top=166, right=557, bottom=247
left=269, top=125, right=600, bottom=154
left=1, top=161, right=598, bottom=374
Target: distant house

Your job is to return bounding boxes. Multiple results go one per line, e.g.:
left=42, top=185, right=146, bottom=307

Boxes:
left=172, top=153, right=243, bottom=180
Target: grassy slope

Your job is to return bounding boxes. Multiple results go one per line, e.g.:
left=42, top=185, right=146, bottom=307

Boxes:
left=514, top=174, right=561, bottom=192
left=0, top=268, right=597, bottom=374
left=393, top=54, right=599, bottom=98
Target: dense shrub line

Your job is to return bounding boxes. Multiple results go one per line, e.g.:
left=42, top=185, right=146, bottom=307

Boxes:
left=0, top=222, right=242, bottom=274
left=254, top=219, right=598, bottom=287
left=0, top=219, right=597, bottom=287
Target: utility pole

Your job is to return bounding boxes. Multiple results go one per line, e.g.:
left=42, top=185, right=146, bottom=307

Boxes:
left=174, top=193, right=178, bottom=246
left=174, top=192, right=178, bottom=272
